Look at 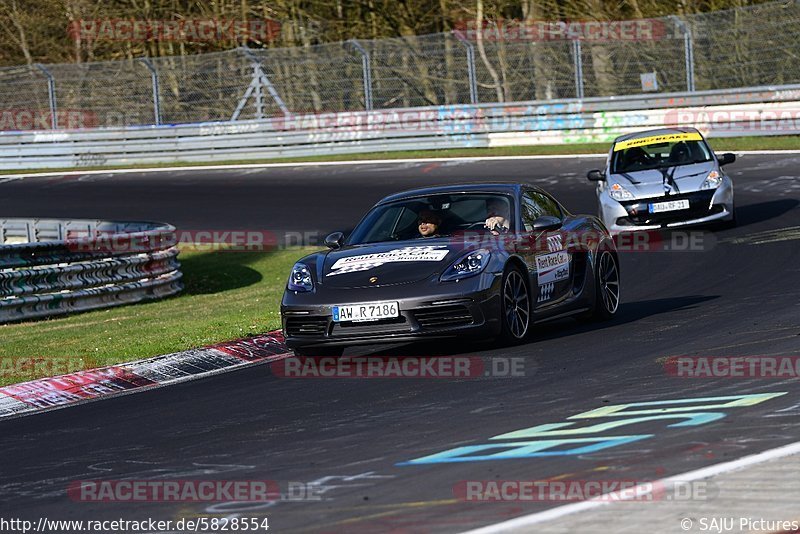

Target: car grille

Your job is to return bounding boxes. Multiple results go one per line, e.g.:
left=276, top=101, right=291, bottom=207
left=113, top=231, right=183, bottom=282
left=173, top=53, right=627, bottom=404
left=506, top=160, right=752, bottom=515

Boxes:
left=331, top=316, right=411, bottom=336
left=413, top=305, right=473, bottom=329
left=618, top=190, right=719, bottom=226
left=284, top=316, right=328, bottom=337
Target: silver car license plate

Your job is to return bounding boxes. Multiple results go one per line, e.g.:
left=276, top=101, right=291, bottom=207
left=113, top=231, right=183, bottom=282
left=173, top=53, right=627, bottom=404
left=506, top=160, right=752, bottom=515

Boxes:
left=649, top=199, right=690, bottom=213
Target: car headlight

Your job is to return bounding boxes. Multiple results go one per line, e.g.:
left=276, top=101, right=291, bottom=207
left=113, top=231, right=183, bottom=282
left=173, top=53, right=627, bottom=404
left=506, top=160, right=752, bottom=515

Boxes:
left=288, top=263, right=314, bottom=292
left=700, top=170, right=722, bottom=190
left=441, top=249, right=491, bottom=281
left=609, top=183, right=635, bottom=201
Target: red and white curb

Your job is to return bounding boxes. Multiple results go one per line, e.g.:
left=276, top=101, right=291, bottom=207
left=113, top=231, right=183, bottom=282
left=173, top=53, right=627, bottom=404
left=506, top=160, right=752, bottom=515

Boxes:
left=0, top=330, right=291, bottom=419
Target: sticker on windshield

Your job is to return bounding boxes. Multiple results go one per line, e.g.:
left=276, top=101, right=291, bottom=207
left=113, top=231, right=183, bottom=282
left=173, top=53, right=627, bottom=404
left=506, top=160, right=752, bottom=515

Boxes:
left=328, top=246, right=449, bottom=276
left=613, top=132, right=702, bottom=152
left=537, top=251, right=570, bottom=284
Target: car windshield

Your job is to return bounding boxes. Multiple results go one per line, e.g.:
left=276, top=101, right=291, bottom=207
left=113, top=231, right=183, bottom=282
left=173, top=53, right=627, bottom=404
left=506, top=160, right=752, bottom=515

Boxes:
left=611, top=138, right=713, bottom=174
left=346, top=193, right=514, bottom=245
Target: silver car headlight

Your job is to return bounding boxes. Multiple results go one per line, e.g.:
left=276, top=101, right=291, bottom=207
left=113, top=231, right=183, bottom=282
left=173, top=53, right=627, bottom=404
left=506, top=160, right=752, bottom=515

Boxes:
left=609, top=183, right=635, bottom=201
left=700, top=170, right=722, bottom=190
left=441, top=249, right=491, bottom=281
left=288, top=263, right=314, bottom=292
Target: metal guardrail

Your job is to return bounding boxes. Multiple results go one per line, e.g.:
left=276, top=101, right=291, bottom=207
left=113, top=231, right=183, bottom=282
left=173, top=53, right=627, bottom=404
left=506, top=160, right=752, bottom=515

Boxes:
left=0, top=219, right=183, bottom=323
left=0, top=84, right=799, bottom=170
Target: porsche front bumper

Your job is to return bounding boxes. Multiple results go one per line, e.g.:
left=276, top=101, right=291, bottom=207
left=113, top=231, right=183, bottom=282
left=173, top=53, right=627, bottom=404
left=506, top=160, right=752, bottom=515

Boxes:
left=280, top=273, right=503, bottom=349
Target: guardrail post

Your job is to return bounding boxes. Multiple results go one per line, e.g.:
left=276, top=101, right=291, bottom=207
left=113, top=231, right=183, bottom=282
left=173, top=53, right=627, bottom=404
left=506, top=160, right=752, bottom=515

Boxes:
left=34, top=64, right=58, bottom=129
left=347, top=39, right=373, bottom=111
left=138, top=58, right=161, bottom=126
left=236, top=46, right=290, bottom=119
left=453, top=31, right=479, bottom=104
left=571, top=40, right=585, bottom=100
left=671, top=16, right=695, bottom=92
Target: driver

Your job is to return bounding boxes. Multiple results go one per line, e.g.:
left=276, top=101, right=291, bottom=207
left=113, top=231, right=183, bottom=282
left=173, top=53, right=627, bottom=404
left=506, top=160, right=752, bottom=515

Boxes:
left=484, top=198, right=510, bottom=235
left=623, top=146, right=650, bottom=169
left=417, top=210, right=442, bottom=238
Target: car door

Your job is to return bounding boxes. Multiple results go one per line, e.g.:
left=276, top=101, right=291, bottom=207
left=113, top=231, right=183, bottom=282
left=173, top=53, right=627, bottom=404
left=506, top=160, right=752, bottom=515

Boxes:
left=518, top=190, right=573, bottom=308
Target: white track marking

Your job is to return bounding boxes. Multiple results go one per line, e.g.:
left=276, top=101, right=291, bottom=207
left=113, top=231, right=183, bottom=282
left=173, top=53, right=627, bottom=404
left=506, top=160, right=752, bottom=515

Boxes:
left=462, top=440, right=800, bottom=533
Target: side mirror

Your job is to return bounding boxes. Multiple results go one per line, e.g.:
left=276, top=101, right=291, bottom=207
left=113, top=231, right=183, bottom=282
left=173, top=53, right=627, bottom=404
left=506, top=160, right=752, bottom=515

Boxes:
left=587, top=169, right=606, bottom=182
left=324, top=232, right=344, bottom=249
left=531, top=215, right=562, bottom=232
left=717, top=152, right=736, bottom=166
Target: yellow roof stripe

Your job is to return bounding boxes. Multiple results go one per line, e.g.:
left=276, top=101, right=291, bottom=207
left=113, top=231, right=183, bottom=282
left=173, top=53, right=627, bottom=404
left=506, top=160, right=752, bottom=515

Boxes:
left=613, top=132, right=703, bottom=151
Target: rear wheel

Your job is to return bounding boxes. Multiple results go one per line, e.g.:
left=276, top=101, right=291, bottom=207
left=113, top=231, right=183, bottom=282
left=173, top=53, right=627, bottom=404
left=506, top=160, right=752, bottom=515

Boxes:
left=499, top=265, right=531, bottom=344
left=583, top=250, right=620, bottom=322
left=293, top=346, right=345, bottom=357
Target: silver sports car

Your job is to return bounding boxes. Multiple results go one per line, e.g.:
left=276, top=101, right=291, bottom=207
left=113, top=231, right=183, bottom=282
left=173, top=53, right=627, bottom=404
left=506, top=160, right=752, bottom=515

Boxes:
left=587, top=128, right=736, bottom=233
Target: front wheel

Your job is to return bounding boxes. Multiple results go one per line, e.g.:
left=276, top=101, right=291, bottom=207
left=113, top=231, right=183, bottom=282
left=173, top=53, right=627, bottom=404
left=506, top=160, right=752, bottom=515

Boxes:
left=584, top=250, right=620, bottom=322
left=498, top=265, right=531, bottom=344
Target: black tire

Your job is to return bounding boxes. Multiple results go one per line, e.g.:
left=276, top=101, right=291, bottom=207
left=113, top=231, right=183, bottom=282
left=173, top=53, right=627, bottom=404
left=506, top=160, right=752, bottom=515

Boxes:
left=584, top=250, right=620, bottom=322
left=293, top=346, right=345, bottom=357
left=498, top=264, right=532, bottom=344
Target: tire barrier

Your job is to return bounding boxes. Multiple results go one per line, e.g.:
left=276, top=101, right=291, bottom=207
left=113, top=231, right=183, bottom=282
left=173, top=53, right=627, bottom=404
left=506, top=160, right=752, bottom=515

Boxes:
left=0, top=218, right=182, bottom=323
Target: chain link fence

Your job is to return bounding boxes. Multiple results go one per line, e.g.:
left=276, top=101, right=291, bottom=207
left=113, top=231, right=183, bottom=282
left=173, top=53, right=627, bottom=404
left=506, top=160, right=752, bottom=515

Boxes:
left=1, top=0, right=799, bottom=130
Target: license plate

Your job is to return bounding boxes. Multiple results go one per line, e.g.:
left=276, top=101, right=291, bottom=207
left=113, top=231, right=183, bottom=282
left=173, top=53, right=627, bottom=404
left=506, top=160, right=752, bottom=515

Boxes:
left=649, top=199, right=690, bottom=213
left=332, top=302, right=399, bottom=322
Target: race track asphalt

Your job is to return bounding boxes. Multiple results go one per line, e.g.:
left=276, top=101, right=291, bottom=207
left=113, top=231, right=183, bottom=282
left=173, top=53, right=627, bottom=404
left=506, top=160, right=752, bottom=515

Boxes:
left=0, top=155, right=799, bottom=533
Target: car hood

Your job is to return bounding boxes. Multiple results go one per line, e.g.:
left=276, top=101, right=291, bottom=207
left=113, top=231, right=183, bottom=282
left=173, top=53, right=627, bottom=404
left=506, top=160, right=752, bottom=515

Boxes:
left=321, top=239, right=463, bottom=289
left=609, top=161, right=716, bottom=199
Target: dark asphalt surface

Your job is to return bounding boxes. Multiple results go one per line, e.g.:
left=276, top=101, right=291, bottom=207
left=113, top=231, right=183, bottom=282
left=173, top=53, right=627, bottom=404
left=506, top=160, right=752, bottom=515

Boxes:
left=0, top=155, right=799, bottom=533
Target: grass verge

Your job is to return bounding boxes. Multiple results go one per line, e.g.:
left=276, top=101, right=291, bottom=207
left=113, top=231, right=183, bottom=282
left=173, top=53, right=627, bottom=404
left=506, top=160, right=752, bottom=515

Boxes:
left=3, top=135, right=799, bottom=176
left=0, top=246, right=317, bottom=386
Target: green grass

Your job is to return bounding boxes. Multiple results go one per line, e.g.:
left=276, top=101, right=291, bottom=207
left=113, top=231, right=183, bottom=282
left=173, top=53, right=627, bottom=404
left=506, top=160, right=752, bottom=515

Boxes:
left=4, top=135, right=800, bottom=176
left=0, top=246, right=318, bottom=386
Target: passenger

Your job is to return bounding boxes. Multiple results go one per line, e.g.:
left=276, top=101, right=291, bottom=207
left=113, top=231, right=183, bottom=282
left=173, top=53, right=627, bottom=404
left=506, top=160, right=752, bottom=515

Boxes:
left=484, top=198, right=510, bottom=235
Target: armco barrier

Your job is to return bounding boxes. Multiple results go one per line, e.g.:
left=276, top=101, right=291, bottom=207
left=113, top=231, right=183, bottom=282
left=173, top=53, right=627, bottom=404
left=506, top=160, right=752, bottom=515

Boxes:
left=1, top=84, right=799, bottom=170
left=0, top=219, right=182, bottom=323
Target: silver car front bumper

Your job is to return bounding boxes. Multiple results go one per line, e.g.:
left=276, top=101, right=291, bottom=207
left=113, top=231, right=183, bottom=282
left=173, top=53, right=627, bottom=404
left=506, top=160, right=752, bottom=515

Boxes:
left=599, top=179, right=734, bottom=234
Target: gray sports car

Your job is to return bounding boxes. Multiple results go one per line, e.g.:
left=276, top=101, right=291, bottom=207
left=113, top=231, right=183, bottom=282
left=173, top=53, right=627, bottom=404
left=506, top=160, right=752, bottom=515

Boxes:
left=281, top=183, right=620, bottom=356
left=587, top=128, right=736, bottom=233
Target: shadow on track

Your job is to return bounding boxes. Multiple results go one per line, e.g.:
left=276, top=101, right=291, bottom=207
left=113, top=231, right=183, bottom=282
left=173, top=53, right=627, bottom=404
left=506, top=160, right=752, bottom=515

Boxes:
left=355, top=295, right=719, bottom=357
left=734, top=198, right=799, bottom=229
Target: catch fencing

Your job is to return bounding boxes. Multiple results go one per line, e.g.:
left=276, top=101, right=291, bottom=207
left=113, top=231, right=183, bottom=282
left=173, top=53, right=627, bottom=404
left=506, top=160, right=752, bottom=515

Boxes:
left=0, top=1, right=799, bottom=129
left=0, top=219, right=182, bottom=323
